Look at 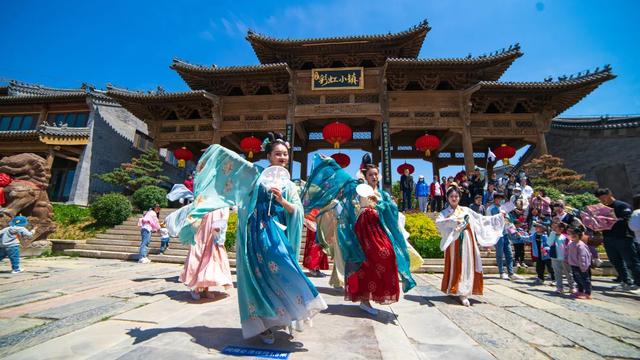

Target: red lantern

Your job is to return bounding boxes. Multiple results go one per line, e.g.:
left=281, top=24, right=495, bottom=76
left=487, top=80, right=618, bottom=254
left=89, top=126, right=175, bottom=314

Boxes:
left=493, top=144, right=516, bottom=165
left=397, top=162, right=415, bottom=175
left=330, top=153, right=350, bottom=168
left=415, top=134, right=441, bottom=157
left=322, top=122, right=352, bottom=149
left=173, top=147, right=193, bottom=168
left=240, top=136, right=262, bottom=159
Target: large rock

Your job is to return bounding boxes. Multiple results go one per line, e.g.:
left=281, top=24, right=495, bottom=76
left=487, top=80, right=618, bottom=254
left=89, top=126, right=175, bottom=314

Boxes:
left=0, top=153, right=56, bottom=246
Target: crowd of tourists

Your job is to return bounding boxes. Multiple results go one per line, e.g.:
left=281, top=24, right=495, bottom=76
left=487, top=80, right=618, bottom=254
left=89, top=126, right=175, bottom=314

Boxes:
left=3, top=132, right=639, bottom=348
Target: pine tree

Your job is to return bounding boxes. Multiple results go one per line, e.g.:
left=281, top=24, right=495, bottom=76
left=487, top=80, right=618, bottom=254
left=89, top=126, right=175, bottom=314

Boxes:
left=95, top=149, right=170, bottom=194
left=523, top=155, right=597, bottom=194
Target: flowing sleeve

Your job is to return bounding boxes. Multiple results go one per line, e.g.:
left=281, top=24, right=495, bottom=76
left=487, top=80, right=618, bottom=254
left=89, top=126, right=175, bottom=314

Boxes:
left=177, top=145, right=260, bottom=244
left=436, top=209, right=461, bottom=251
left=284, top=181, right=304, bottom=257
left=166, top=184, right=194, bottom=202
left=467, top=208, right=505, bottom=247
left=301, top=154, right=364, bottom=276
left=301, top=154, right=356, bottom=212
left=315, top=200, right=339, bottom=253
left=377, top=190, right=417, bottom=292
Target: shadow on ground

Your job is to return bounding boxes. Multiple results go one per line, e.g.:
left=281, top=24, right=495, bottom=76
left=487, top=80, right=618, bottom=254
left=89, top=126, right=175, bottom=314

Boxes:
left=125, top=326, right=308, bottom=354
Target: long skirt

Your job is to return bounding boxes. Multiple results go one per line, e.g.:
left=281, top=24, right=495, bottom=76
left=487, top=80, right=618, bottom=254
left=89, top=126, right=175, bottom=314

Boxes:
left=179, top=213, right=233, bottom=290
left=441, top=226, right=484, bottom=296
left=347, top=208, right=400, bottom=304
left=303, top=228, right=329, bottom=271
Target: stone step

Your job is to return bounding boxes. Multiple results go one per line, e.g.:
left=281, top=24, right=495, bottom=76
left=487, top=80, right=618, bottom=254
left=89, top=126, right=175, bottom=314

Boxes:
left=417, top=263, right=616, bottom=275
left=86, top=238, right=192, bottom=251
left=74, top=243, right=190, bottom=257
left=65, top=248, right=238, bottom=266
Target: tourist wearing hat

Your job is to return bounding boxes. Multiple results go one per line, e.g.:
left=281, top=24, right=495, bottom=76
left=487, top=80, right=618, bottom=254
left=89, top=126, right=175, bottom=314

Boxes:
left=0, top=216, right=35, bottom=273
left=415, top=175, right=429, bottom=213
left=400, top=168, right=414, bottom=212
left=529, top=221, right=554, bottom=285
left=486, top=192, right=518, bottom=280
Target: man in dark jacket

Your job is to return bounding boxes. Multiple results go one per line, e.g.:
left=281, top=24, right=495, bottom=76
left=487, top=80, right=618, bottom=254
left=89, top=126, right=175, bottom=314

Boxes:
left=595, top=188, right=640, bottom=291
left=400, top=168, right=414, bottom=211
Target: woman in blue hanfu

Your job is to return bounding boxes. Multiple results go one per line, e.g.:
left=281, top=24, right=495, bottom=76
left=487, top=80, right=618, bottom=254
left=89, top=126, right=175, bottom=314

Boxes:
left=302, top=154, right=416, bottom=316
left=170, top=132, right=326, bottom=345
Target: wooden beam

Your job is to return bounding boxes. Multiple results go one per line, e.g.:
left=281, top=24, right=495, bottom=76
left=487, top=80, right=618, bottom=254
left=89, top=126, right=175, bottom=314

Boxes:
left=437, top=133, right=456, bottom=152
left=223, top=133, right=243, bottom=153
left=295, top=123, right=308, bottom=146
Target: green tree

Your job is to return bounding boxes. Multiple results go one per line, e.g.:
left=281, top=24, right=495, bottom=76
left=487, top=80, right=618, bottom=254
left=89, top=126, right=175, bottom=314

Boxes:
left=523, top=155, right=597, bottom=194
left=95, top=149, right=169, bottom=194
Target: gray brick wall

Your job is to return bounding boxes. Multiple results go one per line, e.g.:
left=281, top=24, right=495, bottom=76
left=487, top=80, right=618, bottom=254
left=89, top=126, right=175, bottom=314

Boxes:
left=546, top=127, right=640, bottom=203
left=88, top=104, right=184, bottom=198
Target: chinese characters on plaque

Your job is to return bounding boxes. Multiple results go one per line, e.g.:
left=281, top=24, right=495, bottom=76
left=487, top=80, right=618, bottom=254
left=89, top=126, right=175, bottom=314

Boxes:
left=311, top=68, right=364, bottom=90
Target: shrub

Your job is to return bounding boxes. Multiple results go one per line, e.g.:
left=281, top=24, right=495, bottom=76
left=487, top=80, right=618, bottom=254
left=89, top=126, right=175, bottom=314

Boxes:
left=224, top=211, right=238, bottom=252
left=404, top=212, right=443, bottom=258
left=535, top=186, right=564, bottom=201
left=132, top=185, right=168, bottom=212
left=565, top=192, right=599, bottom=211
left=90, top=193, right=133, bottom=226
left=52, top=204, right=92, bottom=225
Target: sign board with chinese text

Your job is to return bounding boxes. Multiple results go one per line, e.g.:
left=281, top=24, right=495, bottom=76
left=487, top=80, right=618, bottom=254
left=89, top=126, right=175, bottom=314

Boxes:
left=311, top=67, right=364, bottom=90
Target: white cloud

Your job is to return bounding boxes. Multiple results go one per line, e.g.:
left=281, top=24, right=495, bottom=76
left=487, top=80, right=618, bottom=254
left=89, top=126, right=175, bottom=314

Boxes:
left=221, top=17, right=235, bottom=36
left=199, top=30, right=214, bottom=41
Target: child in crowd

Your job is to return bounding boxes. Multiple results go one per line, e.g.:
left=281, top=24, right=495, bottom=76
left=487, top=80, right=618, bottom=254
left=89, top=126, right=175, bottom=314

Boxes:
left=0, top=216, right=35, bottom=274
left=509, top=219, right=528, bottom=269
left=566, top=226, right=592, bottom=299
left=159, top=221, right=170, bottom=255
left=529, top=221, right=554, bottom=285
left=469, top=194, right=485, bottom=214
left=548, top=222, right=576, bottom=294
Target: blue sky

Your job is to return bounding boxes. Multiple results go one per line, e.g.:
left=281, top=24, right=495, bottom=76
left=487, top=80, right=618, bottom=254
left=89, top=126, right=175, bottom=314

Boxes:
left=2, top=0, right=638, bottom=181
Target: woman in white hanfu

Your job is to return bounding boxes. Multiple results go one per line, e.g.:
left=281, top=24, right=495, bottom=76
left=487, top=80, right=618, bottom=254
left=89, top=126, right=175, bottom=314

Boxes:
left=436, top=185, right=506, bottom=306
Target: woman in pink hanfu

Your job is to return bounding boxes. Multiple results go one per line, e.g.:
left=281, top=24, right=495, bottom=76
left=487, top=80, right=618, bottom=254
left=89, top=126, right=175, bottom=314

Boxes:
left=179, top=207, right=233, bottom=300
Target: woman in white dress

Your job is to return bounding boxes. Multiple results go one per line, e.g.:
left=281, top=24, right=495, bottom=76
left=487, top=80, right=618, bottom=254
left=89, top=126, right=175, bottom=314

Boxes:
left=436, top=185, right=506, bottom=306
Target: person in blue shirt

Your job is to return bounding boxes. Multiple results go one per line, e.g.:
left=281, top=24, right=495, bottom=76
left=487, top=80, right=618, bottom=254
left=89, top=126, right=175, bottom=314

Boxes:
left=1, top=216, right=35, bottom=273
left=415, top=175, right=429, bottom=213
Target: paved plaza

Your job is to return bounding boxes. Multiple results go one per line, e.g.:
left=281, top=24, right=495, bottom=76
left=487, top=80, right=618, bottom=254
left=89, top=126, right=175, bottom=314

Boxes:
left=0, top=257, right=639, bottom=359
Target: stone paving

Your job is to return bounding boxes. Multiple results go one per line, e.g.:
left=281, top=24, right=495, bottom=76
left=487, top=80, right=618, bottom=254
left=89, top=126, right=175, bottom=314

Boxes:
left=0, top=257, right=639, bottom=359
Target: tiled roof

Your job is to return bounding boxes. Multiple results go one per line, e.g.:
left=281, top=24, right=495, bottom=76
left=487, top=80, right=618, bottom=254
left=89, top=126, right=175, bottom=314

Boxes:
left=0, top=80, right=89, bottom=104
left=247, top=20, right=430, bottom=63
left=246, top=19, right=430, bottom=46
left=552, top=116, right=640, bottom=130
left=106, top=85, right=214, bottom=102
left=0, top=126, right=90, bottom=140
left=39, top=125, right=91, bottom=137
left=8, top=80, right=87, bottom=97
left=0, top=130, right=39, bottom=139
left=477, top=67, right=615, bottom=90
left=171, top=59, right=289, bottom=74
left=387, top=44, right=522, bottom=67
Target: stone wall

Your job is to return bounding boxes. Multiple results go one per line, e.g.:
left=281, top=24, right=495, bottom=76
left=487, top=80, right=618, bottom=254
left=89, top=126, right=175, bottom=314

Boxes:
left=71, top=101, right=183, bottom=203
left=546, top=126, right=640, bottom=204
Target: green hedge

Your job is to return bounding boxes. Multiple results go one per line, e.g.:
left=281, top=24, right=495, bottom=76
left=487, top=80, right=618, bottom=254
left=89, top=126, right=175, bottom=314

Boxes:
left=132, top=185, right=168, bottom=212
left=52, top=204, right=92, bottom=225
left=565, top=192, right=599, bottom=210
left=404, top=212, right=443, bottom=258
left=225, top=212, right=238, bottom=252
left=90, top=193, right=133, bottom=227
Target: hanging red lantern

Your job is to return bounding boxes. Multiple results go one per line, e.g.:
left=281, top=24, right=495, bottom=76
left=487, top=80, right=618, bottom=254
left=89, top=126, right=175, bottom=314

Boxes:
left=415, top=134, right=441, bottom=157
left=330, top=153, right=350, bottom=168
left=397, top=162, right=415, bottom=175
left=322, top=122, right=352, bottom=149
left=493, top=144, right=517, bottom=165
left=240, top=136, right=262, bottom=159
left=173, top=147, right=193, bottom=168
